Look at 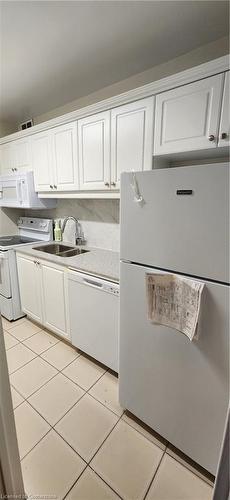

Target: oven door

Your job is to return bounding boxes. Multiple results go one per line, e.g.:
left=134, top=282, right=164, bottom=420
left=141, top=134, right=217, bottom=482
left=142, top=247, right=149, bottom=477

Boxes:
left=0, top=252, right=11, bottom=298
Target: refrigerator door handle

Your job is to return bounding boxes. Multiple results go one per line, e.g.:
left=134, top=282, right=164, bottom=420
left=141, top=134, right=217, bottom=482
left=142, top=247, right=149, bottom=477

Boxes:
left=130, top=172, right=144, bottom=204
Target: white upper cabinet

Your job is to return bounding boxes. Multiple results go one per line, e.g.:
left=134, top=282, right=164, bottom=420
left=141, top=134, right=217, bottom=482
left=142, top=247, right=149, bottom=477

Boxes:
left=154, top=74, right=224, bottom=155
left=218, top=71, right=229, bottom=148
left=52, top=122, right=79, bottom=190
left=13, top=138, right=32, bottom=172
left=0, top=143, right=13, bottom=174
left=78, top=111, right=110, bottom=190
left=31, top=131, right=53, bottom=191
left=32, top=122, right=79, bottom=192
left=111, top=97, right=154, bottom=189
left=0, top=137, right=32, bottom=175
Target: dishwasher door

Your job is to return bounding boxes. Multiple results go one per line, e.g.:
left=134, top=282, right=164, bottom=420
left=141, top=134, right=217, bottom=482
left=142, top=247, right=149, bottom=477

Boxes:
left=68, top=270, right=119, bottom=372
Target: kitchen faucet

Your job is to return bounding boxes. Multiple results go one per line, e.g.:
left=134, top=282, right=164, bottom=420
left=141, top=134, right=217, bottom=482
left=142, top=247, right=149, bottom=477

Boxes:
left=62, top=216, right=85, bottom=245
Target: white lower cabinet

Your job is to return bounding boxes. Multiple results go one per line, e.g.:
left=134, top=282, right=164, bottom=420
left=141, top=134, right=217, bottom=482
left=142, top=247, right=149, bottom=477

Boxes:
left=16, top=255, right=43, bottom=324
left=16, top=253, right=70, bottom=339
left=41, top=263, right=68, bottom=337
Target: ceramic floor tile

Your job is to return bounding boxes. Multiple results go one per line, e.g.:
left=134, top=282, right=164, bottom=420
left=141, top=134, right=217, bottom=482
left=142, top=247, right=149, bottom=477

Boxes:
left=29, top=373, right=84, bottom=426
left=10, top=386, right=24, bottom=409
left=166, top=445, right=214, bottom=486
left=1, top=316, right=26, bottom=331
left=23, top=330, right=59, bottom=354
left=6, top=343, right=36, bottom=374
left=9, top=319, right=42, bottom=341
left=41, top=341, right=80, bottom=370
left=66, top=467, right=120, bottom=500
left=145, top=454, right=213, bottom=500
left=91, top=419, right=164, bottom=500
left=89, top=371, right=124, bottom=416
left=122, top=413, right=167, bottom=451
left=3, top=330, right=19, bottom=350
left=21, top=430, right=86, bottom=500
left=10, top=357, right=58, bottom=398
left=63, top=355, right=106, bottom=390
left=14, top=401, right=50, bottom=460
left=56, top=394, right=118, bottom=462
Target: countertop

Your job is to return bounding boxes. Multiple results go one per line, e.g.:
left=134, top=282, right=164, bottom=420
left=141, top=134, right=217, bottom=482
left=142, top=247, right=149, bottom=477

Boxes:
left=15, top=241, right=120, bottom=283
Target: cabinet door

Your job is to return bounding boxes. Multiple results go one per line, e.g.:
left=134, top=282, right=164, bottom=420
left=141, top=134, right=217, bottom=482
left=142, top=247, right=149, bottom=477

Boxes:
left=0, top=143, right=13, bottom=174
left=13, top=138, right=32, bottom=173
left=16, top=255, right=42, bottom=324
left=111, top=97, right=154, bottom=189
left=31, top=132, right=54, bottom=191
left=78, top=111, right=110, bottom=190
left=41, top=263, right=69, bottom=339
left=154, top=74, right=224, bottom=155
left=218, top=72, right=229, bottom=148
left=52, top=122, right=79, bottom=191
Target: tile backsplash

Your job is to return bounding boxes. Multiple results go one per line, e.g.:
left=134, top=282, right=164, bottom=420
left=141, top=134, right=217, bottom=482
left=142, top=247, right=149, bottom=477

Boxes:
left=25, top=199, right=120, bottom=252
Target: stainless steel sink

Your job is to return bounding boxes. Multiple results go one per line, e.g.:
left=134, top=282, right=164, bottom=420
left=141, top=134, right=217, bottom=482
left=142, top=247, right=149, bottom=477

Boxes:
left=33, top=243, right=89, bottom=257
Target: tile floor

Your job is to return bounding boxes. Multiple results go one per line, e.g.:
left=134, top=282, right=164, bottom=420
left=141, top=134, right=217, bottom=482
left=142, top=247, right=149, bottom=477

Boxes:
left=2, top=315, right=214, bottom=500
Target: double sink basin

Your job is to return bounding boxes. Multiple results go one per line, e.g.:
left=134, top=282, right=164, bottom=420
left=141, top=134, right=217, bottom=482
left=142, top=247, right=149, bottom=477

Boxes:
left=33, top=243, right=89, bottom=258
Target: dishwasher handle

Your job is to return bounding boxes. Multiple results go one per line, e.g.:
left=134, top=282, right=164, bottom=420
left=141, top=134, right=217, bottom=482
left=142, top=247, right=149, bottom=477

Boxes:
left=82, top=277, right=103, bottom=289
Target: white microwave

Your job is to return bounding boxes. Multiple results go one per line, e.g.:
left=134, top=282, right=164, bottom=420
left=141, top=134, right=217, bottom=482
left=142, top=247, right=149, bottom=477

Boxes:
left=0, top=171, right=56, bottom=209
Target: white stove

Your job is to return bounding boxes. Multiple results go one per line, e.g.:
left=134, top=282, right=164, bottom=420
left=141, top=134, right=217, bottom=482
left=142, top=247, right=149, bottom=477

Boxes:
left=0, top=217, right=53, bottom=321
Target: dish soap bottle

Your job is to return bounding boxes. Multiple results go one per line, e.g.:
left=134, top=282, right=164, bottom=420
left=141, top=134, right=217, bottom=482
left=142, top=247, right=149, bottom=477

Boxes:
left=54, top=220, right=62, bottom=242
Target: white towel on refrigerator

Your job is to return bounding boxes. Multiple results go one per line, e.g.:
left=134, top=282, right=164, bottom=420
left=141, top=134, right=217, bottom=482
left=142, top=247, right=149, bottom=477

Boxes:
left=146, top=273, right=204, bottom=341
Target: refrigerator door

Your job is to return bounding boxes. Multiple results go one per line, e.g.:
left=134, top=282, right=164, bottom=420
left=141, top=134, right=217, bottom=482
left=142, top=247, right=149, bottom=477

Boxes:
left=120, top=163, right=229, bottom=283
left=119, top=261, right=229, bottom=474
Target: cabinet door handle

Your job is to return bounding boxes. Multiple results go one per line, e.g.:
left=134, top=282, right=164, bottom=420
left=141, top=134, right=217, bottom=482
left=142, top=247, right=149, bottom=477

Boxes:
left=50, top=185, right=53, bottom=189
left=53, top=185, right=57, bottom=189
left=104, top=182, right=110, bottom=187
left=221, top=132, right=228, bottom=140
left=111, top=182, right=116, bottom=187
left=208, top=134, right=215, bottom=142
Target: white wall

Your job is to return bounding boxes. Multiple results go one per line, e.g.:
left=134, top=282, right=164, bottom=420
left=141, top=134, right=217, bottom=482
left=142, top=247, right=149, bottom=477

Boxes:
left=34, top=36, right=229, bottom=124
left=0, top=209, right=24, bottom=236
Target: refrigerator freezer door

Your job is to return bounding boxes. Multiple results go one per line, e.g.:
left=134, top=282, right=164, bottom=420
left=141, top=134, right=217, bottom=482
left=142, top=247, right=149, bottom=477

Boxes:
left=119, top=261, right=229, bottom=474
left=120, top=164, right=229, bottom=283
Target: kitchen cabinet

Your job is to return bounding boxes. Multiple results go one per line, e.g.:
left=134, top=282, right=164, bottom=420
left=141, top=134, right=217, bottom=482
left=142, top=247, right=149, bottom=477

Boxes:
left=154, top=74, right=225, bottom=155
left=111, top=97, right=154, bottom=189
left=32, top=122, right=79, bottom=192
left=218, top=71, right=229, bottom=148
left=16, top=255, right=42, bottom=324
left=0, top=138, right=32, bottom=175
left=78, top=111, right=110, bottom=190
left=16, top=253, right=70, bottom=339
left=31, top=131, right=53, bottom=191
left=52, top=122, right=79, bottom=191
left=41, top=262, right=68, bottom=337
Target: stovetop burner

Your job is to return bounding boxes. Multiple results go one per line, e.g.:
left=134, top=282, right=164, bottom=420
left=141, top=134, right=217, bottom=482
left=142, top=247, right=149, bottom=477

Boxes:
left=0, top=235, right=40, bottom=247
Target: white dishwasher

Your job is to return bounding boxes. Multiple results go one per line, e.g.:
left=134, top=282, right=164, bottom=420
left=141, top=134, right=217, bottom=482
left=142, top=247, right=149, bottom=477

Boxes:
left=67, top=269, right=119, bottom=372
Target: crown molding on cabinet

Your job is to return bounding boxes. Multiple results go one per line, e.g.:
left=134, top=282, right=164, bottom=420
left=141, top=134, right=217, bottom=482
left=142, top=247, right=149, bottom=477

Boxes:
left=0, top=55, right=229, bottom=145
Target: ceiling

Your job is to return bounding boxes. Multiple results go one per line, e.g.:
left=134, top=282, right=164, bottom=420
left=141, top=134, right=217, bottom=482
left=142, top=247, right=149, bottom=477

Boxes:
left=0, top=1, right=229, bottom=124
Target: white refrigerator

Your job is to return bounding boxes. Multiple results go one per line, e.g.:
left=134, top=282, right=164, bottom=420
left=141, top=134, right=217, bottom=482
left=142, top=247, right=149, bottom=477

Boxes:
left=119, top=163, right=229, bottom=475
